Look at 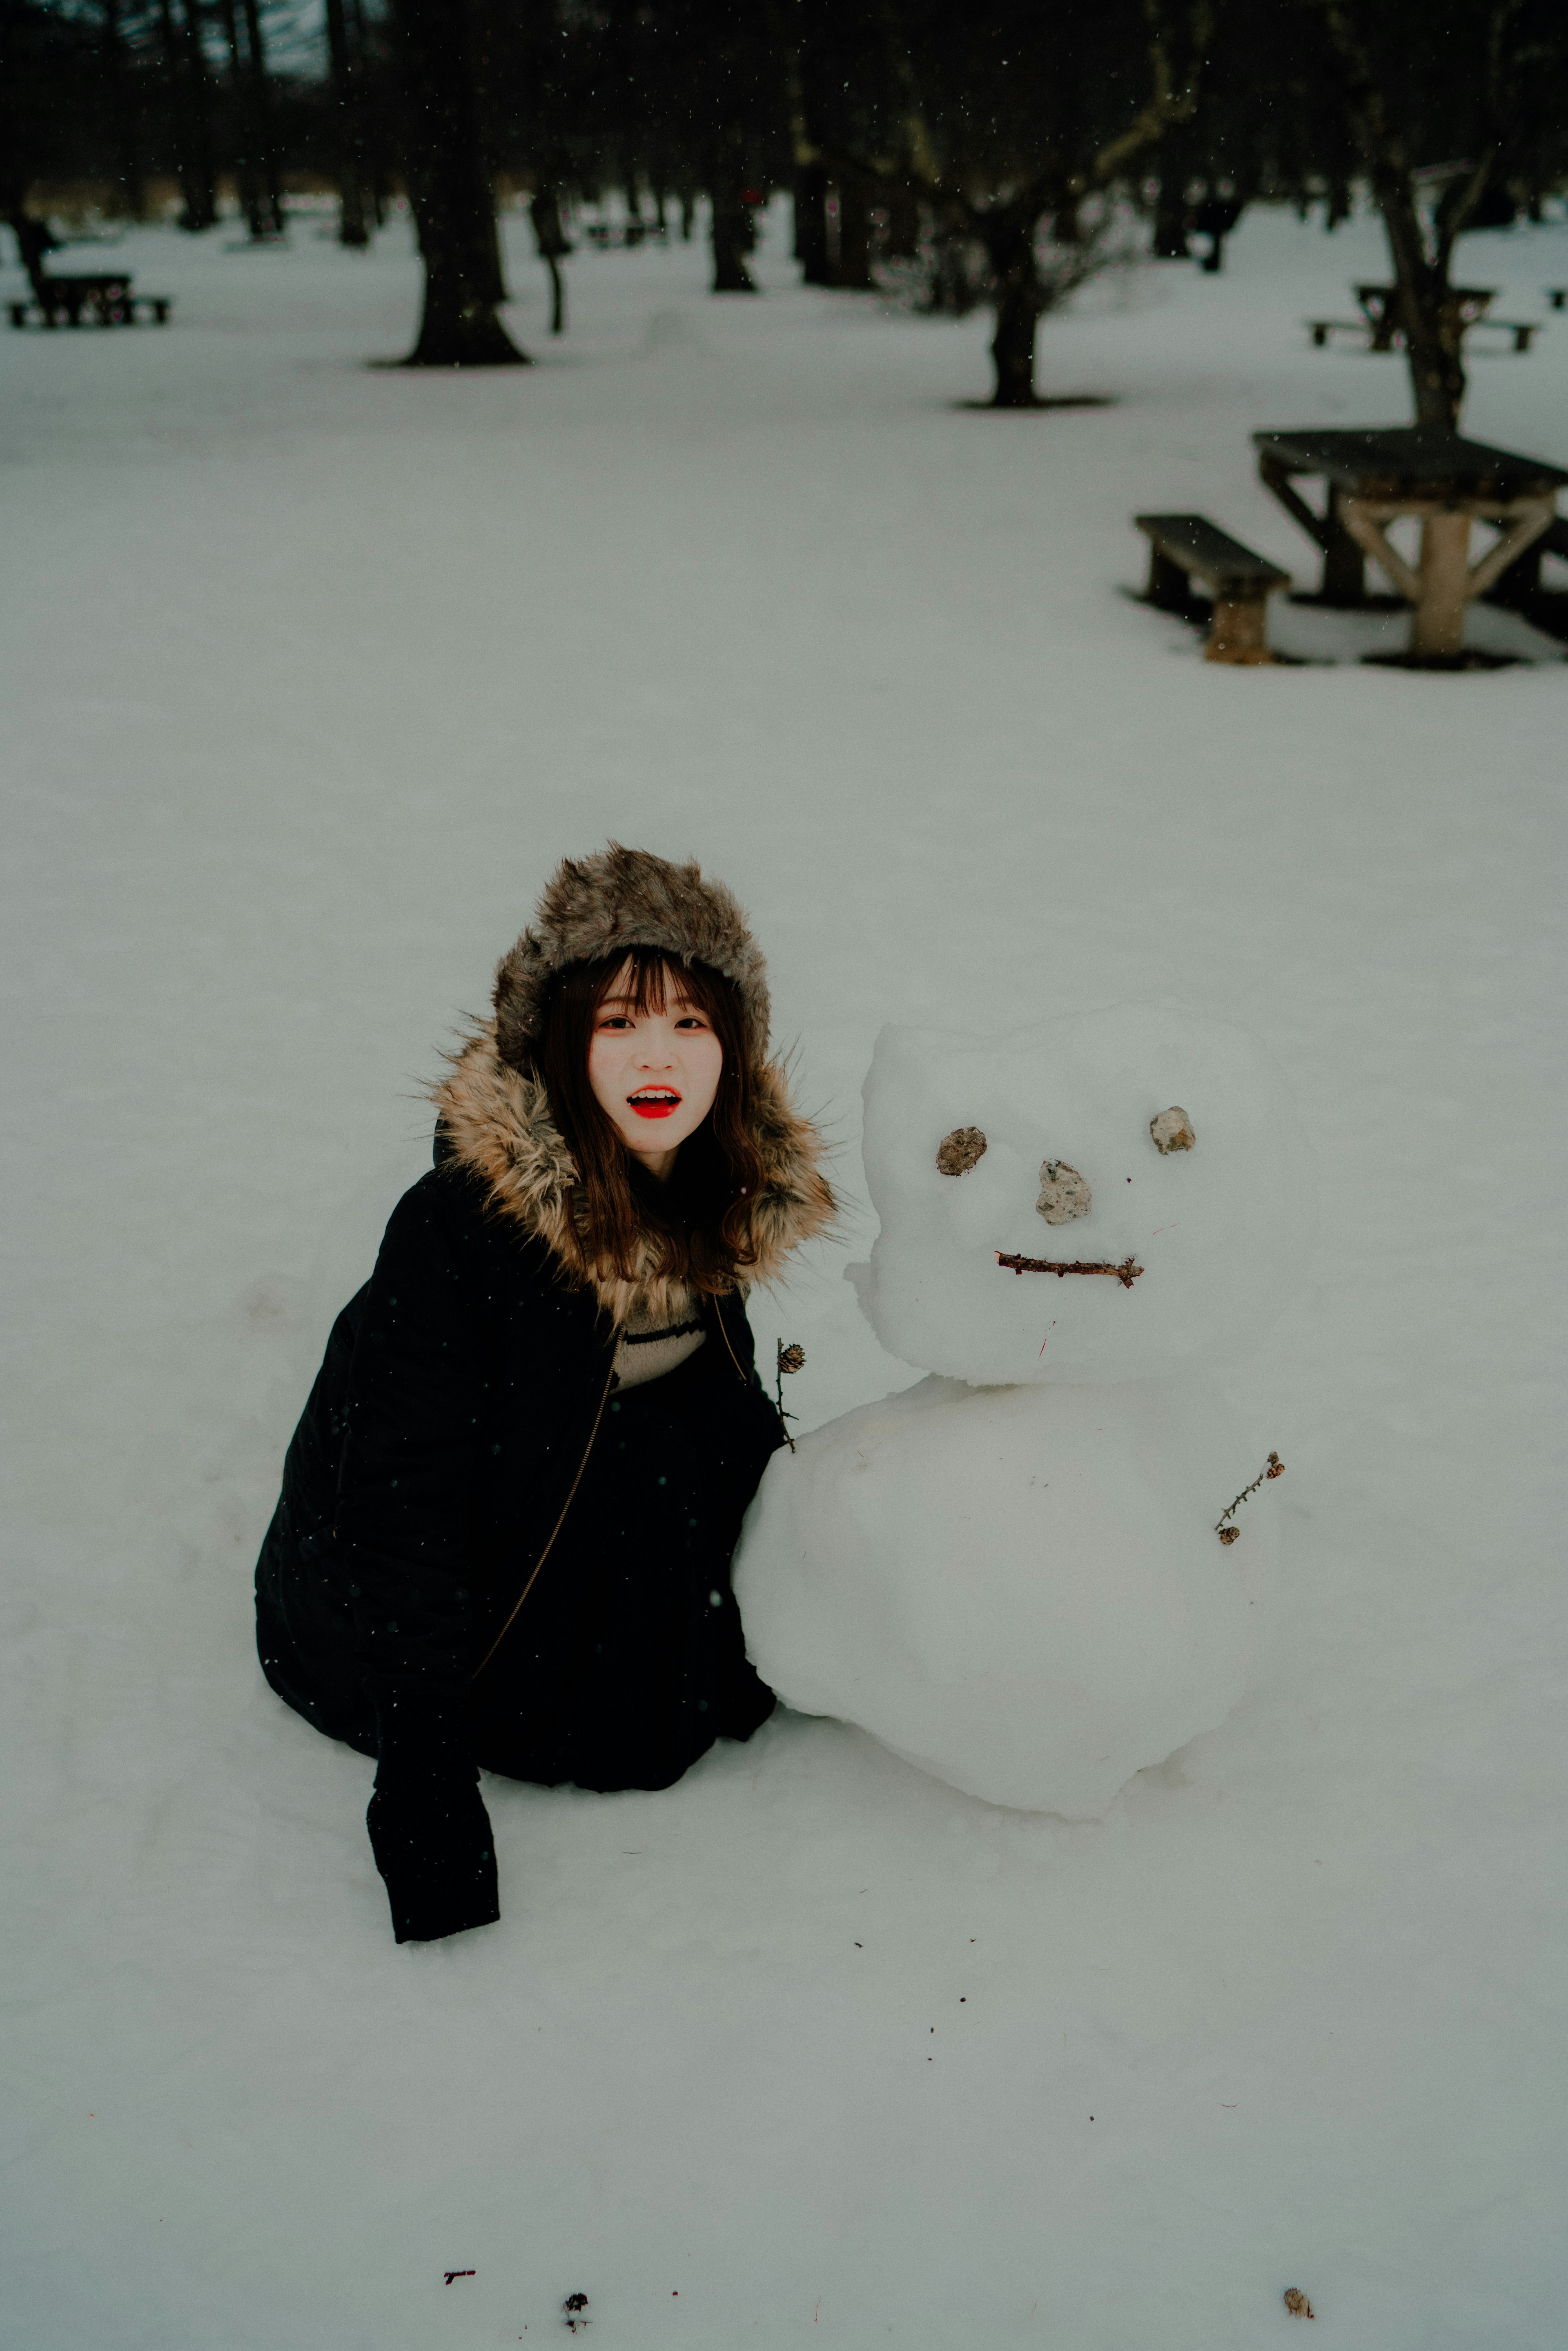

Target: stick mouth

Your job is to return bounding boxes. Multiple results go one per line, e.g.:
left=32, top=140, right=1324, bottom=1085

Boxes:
left=628, top=1087, right=682, bottom=1119
left=996, top=1250, right=1144, bottom=1289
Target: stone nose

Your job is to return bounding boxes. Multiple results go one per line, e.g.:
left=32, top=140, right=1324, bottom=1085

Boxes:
left=1036, top=1160, right=1091, bottom=1224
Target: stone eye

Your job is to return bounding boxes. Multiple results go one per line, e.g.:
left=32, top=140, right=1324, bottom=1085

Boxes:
left=936, top=1127, right=987, bottom=1176
left=1036, top=1160, right=1091, bottom=1223
left=1149, top=1106, right=1196, bottom=1153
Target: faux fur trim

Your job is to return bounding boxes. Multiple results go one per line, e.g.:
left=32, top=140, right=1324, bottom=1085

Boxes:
left=492, top=843, right=771, bottom=1071
left=432, top=1022, right=835, bottom=1326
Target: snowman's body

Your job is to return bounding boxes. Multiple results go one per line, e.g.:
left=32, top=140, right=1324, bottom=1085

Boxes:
left=733, top=1002, right=1313, bottom=1817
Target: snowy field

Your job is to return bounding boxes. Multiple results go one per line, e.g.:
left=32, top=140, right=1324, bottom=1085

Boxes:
left=3, top=199, right=1566, bottom=2349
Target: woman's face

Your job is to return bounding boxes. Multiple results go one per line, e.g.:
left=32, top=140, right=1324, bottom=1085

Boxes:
left=586, top=959, right=725, bottom=1178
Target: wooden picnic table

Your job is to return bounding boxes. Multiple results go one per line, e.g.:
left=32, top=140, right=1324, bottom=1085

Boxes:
left=1308, top=285, right=1541, bottom=354
left=1253, top=427, right=1567, bottom=662
left=8, top=271, right=172, bottom=330
left=1355, top=283, right=1494, bottom=351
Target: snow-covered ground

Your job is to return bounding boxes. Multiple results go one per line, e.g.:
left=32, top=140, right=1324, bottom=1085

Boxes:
left=3, top=199, right=1566, bottom=2350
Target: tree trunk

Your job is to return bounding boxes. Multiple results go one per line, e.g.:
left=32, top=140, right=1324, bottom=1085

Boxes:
left=1152, top=178, right=1190, bottom=255
left=984, top=213, right=1043, bottom=406
left=1193, top=195, right=1243, bottom=274
left=348, top=0, right=389, bottom=225
left=1375, top=178, right=1466, bottom=430
left=990, top=286, right=1041, bottom=405
left=883, top=182, right=920, bottom=259
left=100, top=0, right=144, bottom=218
left=388, top=0, right=528, bottom=365
left=158, top=0, right=217, bottom=231
left=793, top=160, right=831, bottom=284
left=835, top=172, right=874, bottom=289
left=178, top=0, right=217, bottom=228
left=711, top=196, right=756, bottom=290
left=238, top=0, right=285, bottom=234
left=1314, top=2, right=1470, bottom=429
left=926, top=204, right=978, bottom=315
left=708, top=138, right=756, bottom=293
left=529, top=187, right=570, bottom=334
left=1152, top=133, right=1192, bottom=257
left=5, top=203, right=51, bottom=304
left=218, top=0, right=268, bottom=239
left=324, top=0, right=369, bottom=247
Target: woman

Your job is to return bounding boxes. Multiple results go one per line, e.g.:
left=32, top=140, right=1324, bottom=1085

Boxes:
left=256, top=845, right=835, bottom=1943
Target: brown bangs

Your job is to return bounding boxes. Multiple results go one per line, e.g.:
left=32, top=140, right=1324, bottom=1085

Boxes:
left=536, top=947, right=768, bottom=1298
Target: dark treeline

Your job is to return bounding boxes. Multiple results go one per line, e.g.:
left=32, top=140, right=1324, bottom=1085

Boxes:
left=4, top=0, right=1567, bottom=413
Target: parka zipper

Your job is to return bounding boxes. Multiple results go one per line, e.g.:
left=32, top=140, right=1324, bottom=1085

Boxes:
left=713, top=1297, right=749, bottom=1387
left=471, top=1332, right=621, bottom=1680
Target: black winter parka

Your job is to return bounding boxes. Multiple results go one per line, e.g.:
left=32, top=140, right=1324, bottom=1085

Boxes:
left=256, top=1017, right=833, bottom=1943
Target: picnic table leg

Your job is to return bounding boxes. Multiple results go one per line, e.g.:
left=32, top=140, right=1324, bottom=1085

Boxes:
left=1410, top=511, right=1472, bottom=660
left=1257, top=459, right=1367, bottom=604
left=1465, top=498, right=1555, bottom=605
left=1363, top=294, right=1398, bottom=352
left=1487, top=537, right=1542, bottom=607
left=1321, top=490, right=1366, bottom=605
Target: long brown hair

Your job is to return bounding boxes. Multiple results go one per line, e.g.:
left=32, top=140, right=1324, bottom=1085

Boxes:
left=537, top=947, right=767, bottom=1295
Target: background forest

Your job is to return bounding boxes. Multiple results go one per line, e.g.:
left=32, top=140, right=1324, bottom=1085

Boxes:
left=6, top=0, right=1568, bottom=412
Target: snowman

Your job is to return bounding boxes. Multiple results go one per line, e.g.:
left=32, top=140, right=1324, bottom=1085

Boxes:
left=733, top=1001, right=1314, bottom=1817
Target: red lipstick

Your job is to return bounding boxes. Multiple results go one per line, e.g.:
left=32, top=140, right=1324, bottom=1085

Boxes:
left=628, top=1090, right=681, bottom=1120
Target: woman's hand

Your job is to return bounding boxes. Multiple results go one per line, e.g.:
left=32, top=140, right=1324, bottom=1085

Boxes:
left=366, top=1779, right=500, bottom=1945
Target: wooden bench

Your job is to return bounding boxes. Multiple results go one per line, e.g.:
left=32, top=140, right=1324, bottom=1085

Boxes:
left=1134, top=514, right=1291, bottom=664
left=583, top=220, right=668, bottom=250
left=8, top=281, right=172, bottom=329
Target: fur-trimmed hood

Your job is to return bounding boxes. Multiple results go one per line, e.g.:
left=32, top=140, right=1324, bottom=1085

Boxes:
left=492, top=844, right=771, bottom=1072
left=432, top=1022, right=834, bottom=1325
left=434, top=844, right=832, bottom=1323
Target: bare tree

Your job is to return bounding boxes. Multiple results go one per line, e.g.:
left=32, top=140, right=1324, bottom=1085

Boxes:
left=388, top=0, right=528, bottom=366
left=810, top=0, right=1217, bottom=406
left=99, top=0, right=144, bottom=217
left=1312, top=0, right=1562, bottom=430
left=708, top=123, right=757, bottom=293
left=154, top=0, right=217, bottom=230
left=528, top=183, right=570, bottom=334
left=324, top=0, right=370, bottom=247
left=217, top=0, right=283, bottom=240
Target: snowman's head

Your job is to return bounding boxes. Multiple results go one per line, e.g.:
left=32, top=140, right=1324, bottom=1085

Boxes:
left=850, top=1001, right=1315, bottom=1385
